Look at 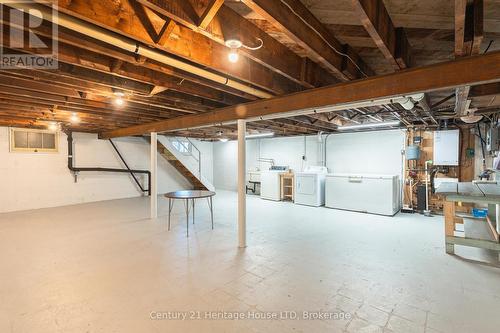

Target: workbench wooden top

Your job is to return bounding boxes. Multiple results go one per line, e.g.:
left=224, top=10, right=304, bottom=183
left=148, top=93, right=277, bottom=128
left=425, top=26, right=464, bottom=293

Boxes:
left=436, top=182, right=500, bottom=203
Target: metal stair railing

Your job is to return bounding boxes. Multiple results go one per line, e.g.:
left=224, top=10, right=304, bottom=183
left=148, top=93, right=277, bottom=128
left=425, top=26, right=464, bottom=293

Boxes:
left=167, top=136, right=202, bottom=179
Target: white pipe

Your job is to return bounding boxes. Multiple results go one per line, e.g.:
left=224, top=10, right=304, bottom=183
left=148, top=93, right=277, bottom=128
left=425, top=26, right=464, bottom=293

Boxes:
left=6, top=2, right=273, bottom=99
left=150, top=132, right=158, bottom=219
left=424, top=160, right=432, bottom=215
left=237, top=119, right=247, bottom=248
left=244, top=94, right=428, bottom=123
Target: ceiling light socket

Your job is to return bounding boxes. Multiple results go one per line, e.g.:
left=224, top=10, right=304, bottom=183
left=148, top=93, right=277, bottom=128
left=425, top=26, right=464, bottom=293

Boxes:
left=224, top=39, right=243, bottom=49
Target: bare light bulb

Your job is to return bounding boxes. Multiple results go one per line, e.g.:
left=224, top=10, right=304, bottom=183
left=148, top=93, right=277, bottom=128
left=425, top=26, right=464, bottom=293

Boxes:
left=114, top=97, right=125, bottom=106
left=48, top=122, right=58, bottom=131
left=219, top=138, right=229, bottom=142
left=70, top=112, right=80, bottom=123
left=228, top=49, right=239, bottom=63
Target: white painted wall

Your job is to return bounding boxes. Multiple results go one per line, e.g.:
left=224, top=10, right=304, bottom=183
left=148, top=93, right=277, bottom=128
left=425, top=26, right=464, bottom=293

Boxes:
left=213, top=130, right=406, bottom=190
left=326, top=130, right=406, bottom=175
left=0, top=128, right=213, bottom=213
left=213, top=141, right=238, bottom=191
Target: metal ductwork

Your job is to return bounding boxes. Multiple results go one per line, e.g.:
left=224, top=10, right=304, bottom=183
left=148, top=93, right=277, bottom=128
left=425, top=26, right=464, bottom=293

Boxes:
left=5, top=1, right=273, bottom=99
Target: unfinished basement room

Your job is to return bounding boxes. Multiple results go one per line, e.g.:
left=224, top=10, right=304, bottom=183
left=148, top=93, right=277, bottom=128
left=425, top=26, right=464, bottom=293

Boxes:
left=1, top=0, right=500, bottom=332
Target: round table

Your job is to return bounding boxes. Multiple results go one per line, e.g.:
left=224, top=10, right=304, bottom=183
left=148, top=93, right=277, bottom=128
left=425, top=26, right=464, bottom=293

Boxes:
left=164, top=190, right=215, bottom=237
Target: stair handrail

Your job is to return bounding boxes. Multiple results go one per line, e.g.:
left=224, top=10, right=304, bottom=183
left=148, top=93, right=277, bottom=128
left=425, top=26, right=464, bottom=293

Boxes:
left=184, top=137, right=202, bottom=179
left=168, top=136, right=202, bottom=179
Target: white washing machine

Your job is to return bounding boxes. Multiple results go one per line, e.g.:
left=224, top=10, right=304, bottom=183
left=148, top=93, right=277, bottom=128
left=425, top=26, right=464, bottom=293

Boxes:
left=260, top=166, right=288, bottom=201
left=294, top=166, right=328, bottom=207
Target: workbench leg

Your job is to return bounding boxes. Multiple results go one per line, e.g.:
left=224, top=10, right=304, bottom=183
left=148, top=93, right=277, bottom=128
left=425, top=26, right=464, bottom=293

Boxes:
left=446, top=243, right=455, bottom=255
left=443, top=201, right=456, bottom=254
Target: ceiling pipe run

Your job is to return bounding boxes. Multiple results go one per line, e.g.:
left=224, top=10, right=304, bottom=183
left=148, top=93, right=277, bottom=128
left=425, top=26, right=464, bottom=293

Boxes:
left=6, top=2, right=273, bottom=99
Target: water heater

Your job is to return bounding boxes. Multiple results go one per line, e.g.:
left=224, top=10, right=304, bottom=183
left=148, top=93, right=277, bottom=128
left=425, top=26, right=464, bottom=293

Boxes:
left=433, top=130, right=459, bottom=166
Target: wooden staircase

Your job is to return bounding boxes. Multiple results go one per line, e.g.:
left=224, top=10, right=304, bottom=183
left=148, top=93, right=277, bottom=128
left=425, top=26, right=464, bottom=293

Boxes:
left=157, top=140, right=207, bottom=190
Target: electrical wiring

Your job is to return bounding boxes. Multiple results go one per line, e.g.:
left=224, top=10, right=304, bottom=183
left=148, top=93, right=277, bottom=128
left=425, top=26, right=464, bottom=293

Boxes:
left=279, top=0, right=369, bottom=78
left=242, top=38, right=264, bottom=50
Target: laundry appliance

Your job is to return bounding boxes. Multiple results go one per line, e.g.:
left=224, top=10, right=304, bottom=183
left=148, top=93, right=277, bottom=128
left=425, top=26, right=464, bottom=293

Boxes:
left=294, top=166, right=328, bottom=206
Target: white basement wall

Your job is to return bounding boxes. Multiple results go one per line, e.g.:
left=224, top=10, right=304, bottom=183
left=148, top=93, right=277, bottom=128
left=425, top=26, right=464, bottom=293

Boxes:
left=213, top=129, right=405, bottom=190
left=0, top=128, right=213, bottom=213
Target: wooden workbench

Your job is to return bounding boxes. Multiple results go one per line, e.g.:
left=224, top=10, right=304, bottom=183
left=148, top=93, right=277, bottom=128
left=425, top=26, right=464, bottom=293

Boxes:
left=436, top=182, right=500, bottom=258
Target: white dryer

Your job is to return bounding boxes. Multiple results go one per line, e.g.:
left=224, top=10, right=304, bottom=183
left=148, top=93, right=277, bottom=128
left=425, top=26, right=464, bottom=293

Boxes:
left=294, top=166, right=328, bottom=207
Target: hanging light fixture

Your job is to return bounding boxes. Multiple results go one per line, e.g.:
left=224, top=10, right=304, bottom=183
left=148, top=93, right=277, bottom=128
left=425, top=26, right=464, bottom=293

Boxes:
left=70, top=112, right=80, bottom=124
left=246, top=132, right=274, bottom=139
left=337, top=120, right=400, bottom=131
left=225, top=38, right=263, bottom=63
left=113, top=91, right=125, bottom=107
left=48, top=121, right=59, bottom=131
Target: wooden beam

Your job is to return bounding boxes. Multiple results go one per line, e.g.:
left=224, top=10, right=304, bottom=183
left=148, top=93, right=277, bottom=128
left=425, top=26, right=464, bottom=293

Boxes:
left=240, top=0, right=373, bottom=80
left=470, top=82, right=500, bottom=97
left=99, top=51, right=500, bottom=138
left=352, top=0, right=411, bottom=70
left=471, top=0, right=484, bottom=55
left=198, top=0, right=225, bottom=30
left=138, top=0, right=336, bottom=88
left=455, top=0, right=483, bottom=57
left=455, top=0, right=469, bottom=56
left=455, top=86, right=471, bottom=116
left=155, top=19, right=176, bottom=46
left=127, top=0, right=158, bottom=42
left=454, top=0, right=483, bottom=116
left=149, top=86, right=169, bottom=96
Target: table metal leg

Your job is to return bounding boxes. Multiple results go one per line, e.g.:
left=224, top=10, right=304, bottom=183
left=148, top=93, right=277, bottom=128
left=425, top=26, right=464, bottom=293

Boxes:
left=168, top=198, right=172, bottom=231
left=209, top=196, right=214, bottom=230
left=192, top=198, right=195, bottom=225
left=185, top=198, right=189, bottom=237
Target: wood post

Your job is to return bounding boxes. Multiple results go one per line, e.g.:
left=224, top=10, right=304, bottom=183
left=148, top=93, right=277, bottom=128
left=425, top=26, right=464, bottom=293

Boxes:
left=443, top=200, right=456, bottom=254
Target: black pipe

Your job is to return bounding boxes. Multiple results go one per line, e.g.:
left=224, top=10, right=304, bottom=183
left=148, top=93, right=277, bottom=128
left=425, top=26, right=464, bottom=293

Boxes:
left=108, top=139, right=148, bottom=193
left=476, top=123, right=486, bottom=171
left=67, top=132, right=151, bottom=196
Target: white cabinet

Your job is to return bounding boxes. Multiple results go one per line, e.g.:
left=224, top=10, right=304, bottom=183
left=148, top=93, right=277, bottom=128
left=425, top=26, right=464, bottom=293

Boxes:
left=325, top=174, right=400, bottom=216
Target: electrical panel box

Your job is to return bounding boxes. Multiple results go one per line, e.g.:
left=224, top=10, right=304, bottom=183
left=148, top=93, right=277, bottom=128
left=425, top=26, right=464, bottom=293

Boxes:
left=486, top=127, right=500, bottom=152
left=433, top=130, right=459, bottom=166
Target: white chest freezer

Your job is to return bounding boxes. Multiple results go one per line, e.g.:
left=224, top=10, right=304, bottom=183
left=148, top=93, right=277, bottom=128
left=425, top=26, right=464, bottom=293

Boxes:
left=325, top=174, right=400, bottom=216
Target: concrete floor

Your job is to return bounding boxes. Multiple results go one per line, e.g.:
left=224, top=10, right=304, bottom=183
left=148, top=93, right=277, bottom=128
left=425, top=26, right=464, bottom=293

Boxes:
left=1, top=191, right=500, bottom=333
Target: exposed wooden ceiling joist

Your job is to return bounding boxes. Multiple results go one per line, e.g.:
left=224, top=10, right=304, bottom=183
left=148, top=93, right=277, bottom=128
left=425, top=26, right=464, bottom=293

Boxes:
left=137, top=0, right=337, bottom=88
left=455, top=0, right=484, bottom=57
left=0, top=21, right=252, bottom=105
left=470, top=82, right=500, bottom=97
left=240, top=0, right=374, bottom=80
left=352, top=0, right=411, bottom=70
left=198, top=0, right=225, bottom=29
left=54, top=0, right=301, bottom=96
left=100, top=51, right=500, bottom=138
left=351, top=0, right=438, bottom=126
left=454, top=0, right=484, bottom=116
